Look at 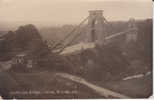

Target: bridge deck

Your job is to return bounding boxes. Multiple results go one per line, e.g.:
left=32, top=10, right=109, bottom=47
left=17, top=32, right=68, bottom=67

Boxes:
left=59, top=42, right=95, bottom=55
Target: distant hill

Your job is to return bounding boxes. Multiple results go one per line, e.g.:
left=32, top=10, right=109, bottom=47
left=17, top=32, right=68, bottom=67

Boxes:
left=0, top=24, right=50, bottom=61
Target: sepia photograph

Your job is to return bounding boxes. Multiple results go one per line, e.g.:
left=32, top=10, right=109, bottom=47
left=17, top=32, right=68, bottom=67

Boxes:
left=0, top=0, right=153, bottom=99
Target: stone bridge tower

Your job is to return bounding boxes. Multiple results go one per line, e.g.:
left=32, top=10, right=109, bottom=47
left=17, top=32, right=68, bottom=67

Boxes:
left=126, top=18, right=138, bottom=43
left=86, top=10, right=105, bottom=46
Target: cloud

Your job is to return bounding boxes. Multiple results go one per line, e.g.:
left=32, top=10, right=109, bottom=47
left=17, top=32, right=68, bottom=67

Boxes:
left=0, top=0, right=13, bottom=6
left=0, top=0, right=152, bottom=25
left=0, top=0, right=12, bottom=3
left=76, top=0, right=150, bottom=2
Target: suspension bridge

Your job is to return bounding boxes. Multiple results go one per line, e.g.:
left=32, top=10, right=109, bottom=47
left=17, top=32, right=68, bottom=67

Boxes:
left=50, top=10, right=138, bottom=55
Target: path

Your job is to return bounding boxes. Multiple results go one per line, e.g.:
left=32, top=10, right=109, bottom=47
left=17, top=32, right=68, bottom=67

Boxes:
left=56, top=73, right=130, bottom=98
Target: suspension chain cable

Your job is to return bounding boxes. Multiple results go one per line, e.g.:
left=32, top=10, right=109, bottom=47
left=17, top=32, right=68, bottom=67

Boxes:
left=51, top=16, right=89, bottom=50
left=57, top=28, right=85, bottom=54
left=103, top=16, right=114, bottom=31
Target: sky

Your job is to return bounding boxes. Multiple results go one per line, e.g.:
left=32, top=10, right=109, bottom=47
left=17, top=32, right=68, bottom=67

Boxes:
left=0, top=0, right=152, bottom=27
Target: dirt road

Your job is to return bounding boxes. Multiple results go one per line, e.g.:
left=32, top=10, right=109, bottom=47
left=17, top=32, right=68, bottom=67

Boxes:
left=56, top=73, right=130, bottom=98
